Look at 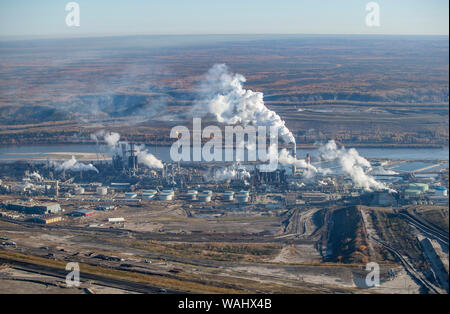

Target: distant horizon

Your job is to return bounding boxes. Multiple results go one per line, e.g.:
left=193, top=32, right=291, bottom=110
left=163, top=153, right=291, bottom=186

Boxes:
left=1, top=32, right=449, bottom=43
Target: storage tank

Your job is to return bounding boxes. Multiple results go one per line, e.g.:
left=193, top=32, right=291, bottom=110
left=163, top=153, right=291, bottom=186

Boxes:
left=142, top=193, right=156, bottom=200
left=186, top=192, right=197, bottom=201
left=435, top=186, right=448, bottom=196
left=236, top=194, right=249, bottom=203
left=197, top=193, right=212, bottom=202
left=96, top=187, right=108, bottom=196
left=125, top=192, right=138, bottom=199
left=159, top=192, right=174, bottom=201
left=408, top=183, right=429, bottom=192
left=223, top=191, right=234, bottom=201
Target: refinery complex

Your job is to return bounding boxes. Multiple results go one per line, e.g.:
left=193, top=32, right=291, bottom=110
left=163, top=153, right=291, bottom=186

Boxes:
left=0, top=131, right=448, bottom=294
left=0, top=35, right=448, bottom=296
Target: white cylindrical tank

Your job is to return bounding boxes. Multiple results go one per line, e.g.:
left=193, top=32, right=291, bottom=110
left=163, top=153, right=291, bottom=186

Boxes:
left=97, top=187, right=108, bottom=196
left=125, top=192, right=137, bottom=199
left=435, top=187, right=448, bottom=196
left=159, top=193, right=174, bottom=201
left=223, top=192, right=234, bottom=201
left=236, top=194, right=249, bottom=203
left=142, top=193, right=156, bottom=200
left=162, top=189, right=175, bottom=196
left=186, top=192, right=197, bottom=201
left=198, top=194, right=212, bottom=202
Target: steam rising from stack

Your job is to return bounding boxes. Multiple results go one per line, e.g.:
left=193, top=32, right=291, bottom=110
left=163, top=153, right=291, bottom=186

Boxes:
left=192, top=64, right=296, bottom=145
left=319, top=140, right=391, bottom=191
left=193, top=64, right=300, bottom=173
left=92, top=130, right=163, bottom=169
left=28, top=171, right=43, bottom=181
left=206, top=163, right=251, bottom=183
left=278, top=149, right=318, bottom=178
left=53, top=156, right=99, bottom=173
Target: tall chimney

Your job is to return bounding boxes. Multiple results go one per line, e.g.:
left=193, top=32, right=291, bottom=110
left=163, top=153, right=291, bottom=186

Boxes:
left=292, top=143, right=297, bottom=174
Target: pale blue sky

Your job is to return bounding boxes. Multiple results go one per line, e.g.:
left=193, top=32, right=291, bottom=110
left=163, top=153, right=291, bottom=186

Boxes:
left=0, top=0, right=448, bottom=39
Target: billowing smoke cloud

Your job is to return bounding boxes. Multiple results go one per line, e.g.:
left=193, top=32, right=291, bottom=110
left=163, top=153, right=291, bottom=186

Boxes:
left=104, top=132, right=121, bottom=147
left=54, top=156, right=99, bottom=173
left=192, top=64, right=295, bottom=144
left=319, top=140, right=390, bottom=191
left=136, top=146, right=164, bottom=169
left=93, top=130, right=163, bottom=169
left=27, top=171, right=43, bottom=181
left=278, top=149, right=318, bottom=178
left=206, top=163, right=251, bottom=183
left=91, top=130, right=120, bottom=147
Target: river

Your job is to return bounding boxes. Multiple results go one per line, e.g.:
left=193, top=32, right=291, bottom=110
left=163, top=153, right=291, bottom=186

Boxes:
left=0, top=144, right=448, bottom=162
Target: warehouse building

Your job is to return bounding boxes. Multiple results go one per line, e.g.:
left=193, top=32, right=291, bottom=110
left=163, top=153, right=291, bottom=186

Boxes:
left=27, top=216, right=63, bottom=224
left=301, top=192, right=330, bottom=203
left=71, top=209, right=95, bottom=217
left=6, top=202, right=61, bottom=215
left=96, top=205, right=115, bottom=211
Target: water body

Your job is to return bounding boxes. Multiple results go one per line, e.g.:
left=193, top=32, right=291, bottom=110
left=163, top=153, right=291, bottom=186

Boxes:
left=0, top=144, right=448, bottom=162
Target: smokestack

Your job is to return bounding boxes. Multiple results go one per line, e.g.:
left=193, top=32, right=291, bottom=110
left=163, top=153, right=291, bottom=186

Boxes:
left=127, top=143, right=138, bottom=175
left=121, top=143, right=127, bottom=168
left=292, top=143, right=297, bottom=174
left=306, top=153, right=311, bottom=165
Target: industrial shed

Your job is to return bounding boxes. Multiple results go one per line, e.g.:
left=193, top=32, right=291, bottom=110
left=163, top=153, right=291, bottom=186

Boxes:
left=71, top=209, right=95, bottom=217
left=6, top=202, right=61, bottom=215
left=27, top=216, right=62, bottom=224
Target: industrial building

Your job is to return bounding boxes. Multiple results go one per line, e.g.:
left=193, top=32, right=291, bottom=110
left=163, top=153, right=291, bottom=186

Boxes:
left=96, top=187, right=108, bottom=196
left=5, top=202, right=61, bottom=215
left=108, top=217, right=125, bottom=223
left=71, top=209, right=95, bottom=217
left=27, top=216, right=63, bottom=224
left=301, top=192, right=330, bottom=203
left=96, top=205, right=115, bottom=211
left=110, top=183, right=131, bottom=191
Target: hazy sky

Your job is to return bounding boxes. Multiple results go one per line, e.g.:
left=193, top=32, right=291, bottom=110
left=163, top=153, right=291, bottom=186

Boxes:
left=0, top=0, right=448, bottom=38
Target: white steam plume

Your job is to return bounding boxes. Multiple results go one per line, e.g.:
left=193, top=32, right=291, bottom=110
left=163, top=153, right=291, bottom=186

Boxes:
left=28, top=171, right=43, bottom=181
left=91, top=130, right=120, bottom=148
left=136, top=145, right=164, bottom=169
left=104, top=132, right=121, bottom=147
left=278, top=148, right=319, bottom=178
left=54, top=156, right=99, bottom=173
left=192, top=64, right=295, bottom=144
left=319, top=140, right=390, bottom=191
left=206, top=163, right=251, bottom=183
left=93, top=130, right=163, bottom=169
